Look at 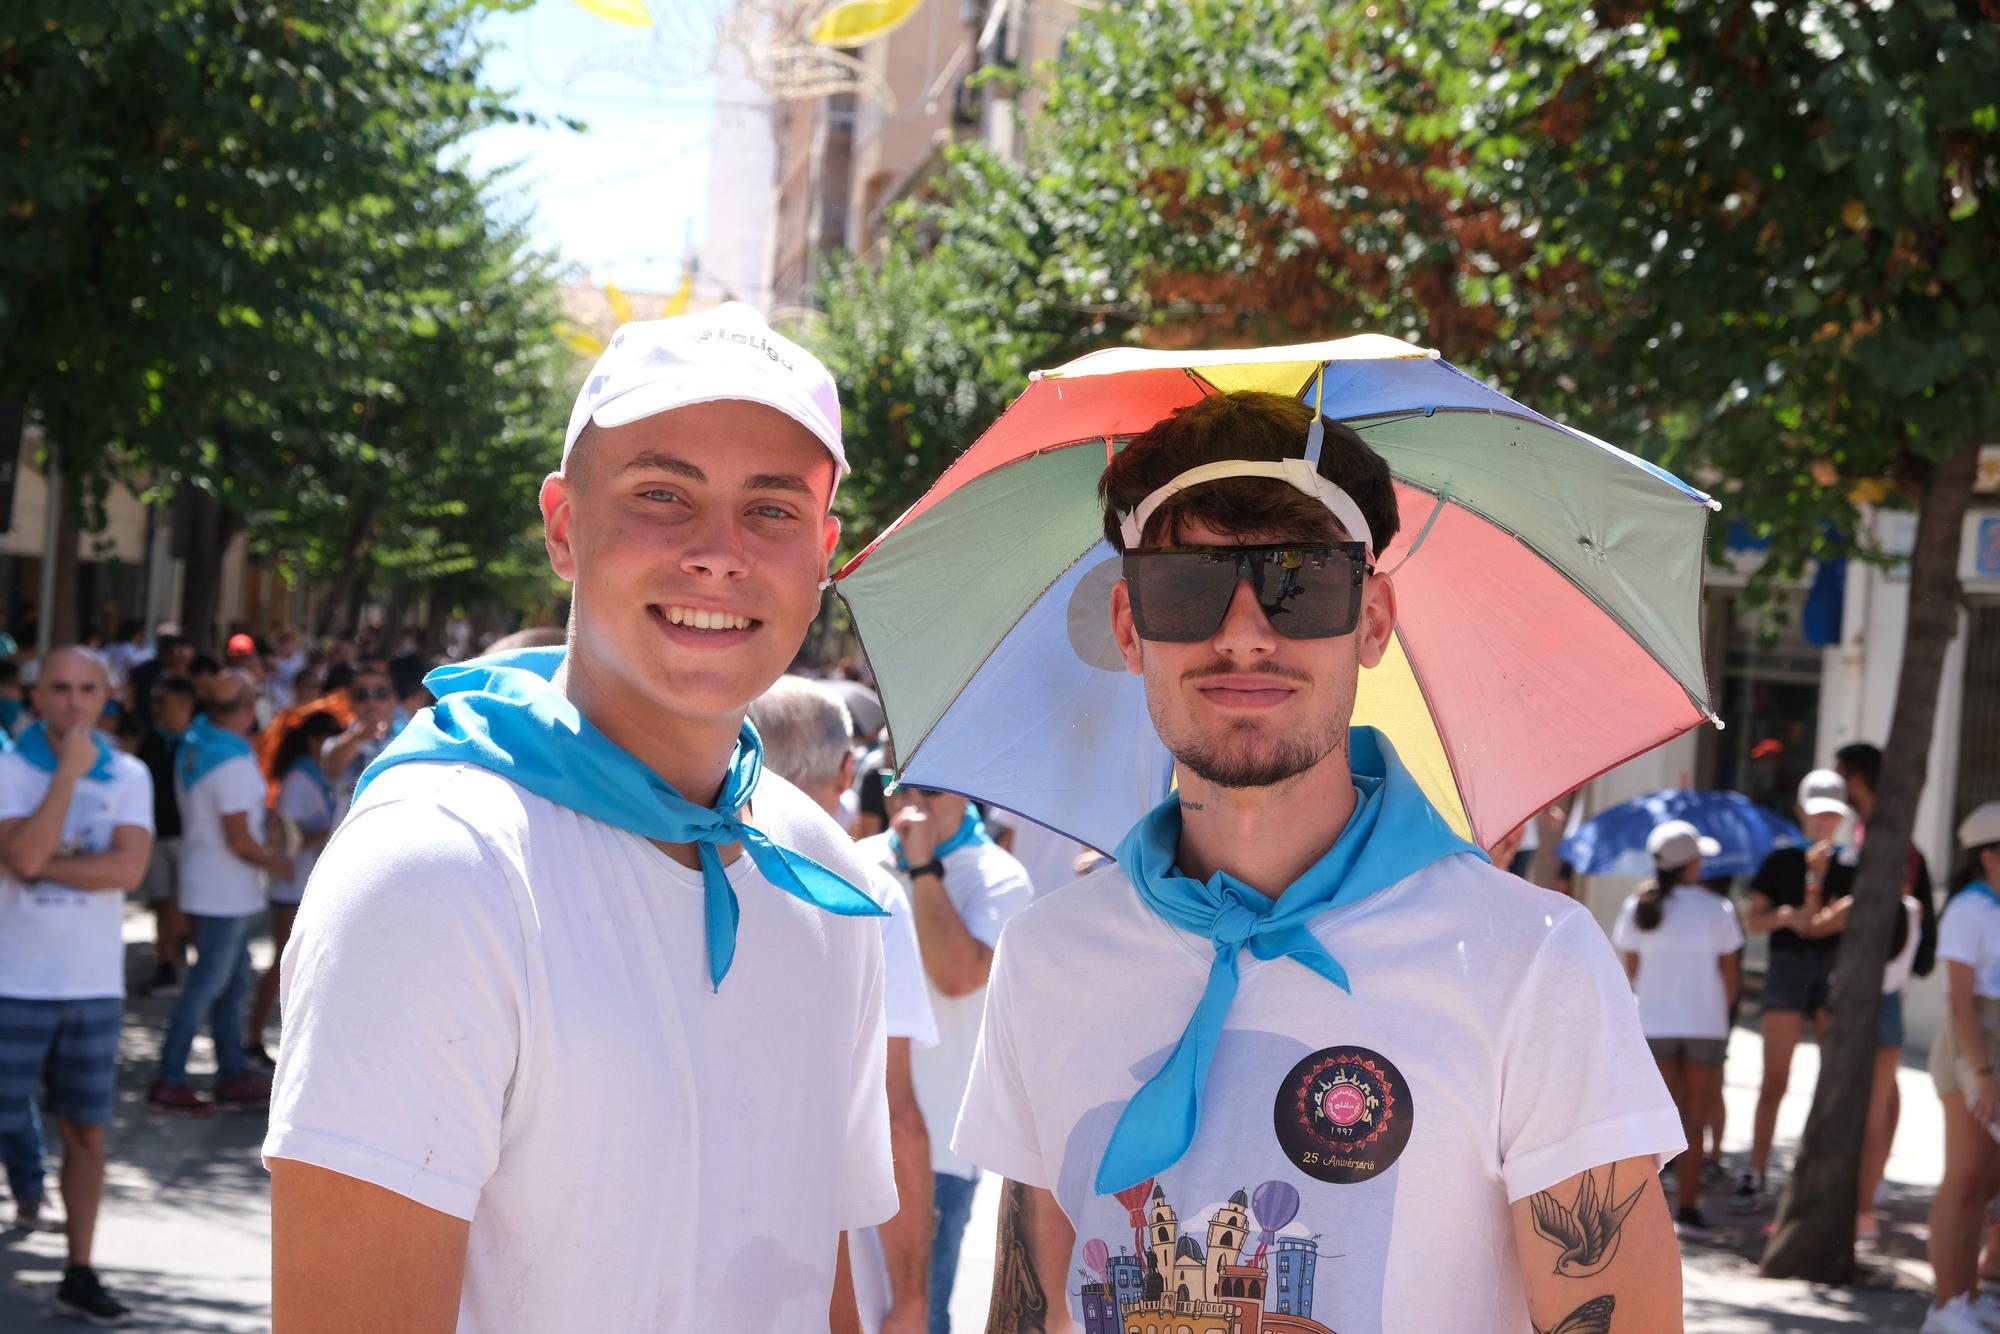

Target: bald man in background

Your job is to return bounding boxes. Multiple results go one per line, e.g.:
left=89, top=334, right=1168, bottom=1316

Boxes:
left=0, top=647, right=156, bottom=1325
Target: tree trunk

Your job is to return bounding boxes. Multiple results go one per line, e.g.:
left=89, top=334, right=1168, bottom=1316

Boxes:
left=1760, top=434, right=1982, bottom=1280
left=179, top=488, right=241, bottom=652
left=49, top=479, right=80, bottom=646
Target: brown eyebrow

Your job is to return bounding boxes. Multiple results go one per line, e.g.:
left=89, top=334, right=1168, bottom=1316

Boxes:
left=621, top=452, right=818, bottom=502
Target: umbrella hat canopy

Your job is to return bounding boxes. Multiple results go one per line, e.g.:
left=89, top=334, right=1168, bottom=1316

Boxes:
left=837, top=335, right=1717, bottom=853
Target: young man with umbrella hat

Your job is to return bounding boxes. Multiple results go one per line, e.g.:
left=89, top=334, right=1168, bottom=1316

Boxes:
left=266, top=304, right=897, bottom=1331
left=952, top=391, right=1688, bottom=1333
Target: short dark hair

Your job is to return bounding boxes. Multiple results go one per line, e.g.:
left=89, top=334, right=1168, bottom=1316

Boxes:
left=389, top=653, right=432, bottom=700
left=188, top=653, right=220, bottom=677
left=153, top=674, right=198, bottom=703
left=1834, top=742, right=1882, bottom=792
left=1098, top=391, right=1400, bottom=555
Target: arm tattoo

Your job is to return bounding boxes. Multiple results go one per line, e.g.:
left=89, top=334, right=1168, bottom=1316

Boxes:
left=988, top=1179, right=1051, bottom=1333
left=1535, top=1294, right=1615, bottom=1334
left=1528, top=1162, right=1645, bottom=1278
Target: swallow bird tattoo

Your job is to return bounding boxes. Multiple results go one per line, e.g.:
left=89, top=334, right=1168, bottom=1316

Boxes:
left=1529, top=1164, right=1647, bottom=1279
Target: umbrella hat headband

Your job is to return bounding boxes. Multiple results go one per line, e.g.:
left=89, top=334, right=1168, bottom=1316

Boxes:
left=1115, top=406, right=1373, bottom=553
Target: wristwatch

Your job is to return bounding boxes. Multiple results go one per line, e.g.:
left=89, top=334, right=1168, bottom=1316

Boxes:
left=908, top=859, right=946, bottom=882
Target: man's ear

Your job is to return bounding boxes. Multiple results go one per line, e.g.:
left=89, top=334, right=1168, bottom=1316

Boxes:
left=837, top=746, right=856, bottom=791
left=819, top=512, right=842, bottom=577
left=1109, top=575, right=1144, bottom=676
left=1357, top=572, right=1397, bottom=671
left=542, top=472, right=577, bottom=584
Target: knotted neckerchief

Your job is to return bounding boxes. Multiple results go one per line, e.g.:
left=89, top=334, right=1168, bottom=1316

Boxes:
left=16, top=720, right=116, bottom=781
left=889, top=804, right=993, bottom=871
left=1095, top=726, right=1485, bottom=1195
left=176, top=714, right=257, bottom=790
left=355, top=647, right=885, bottom=990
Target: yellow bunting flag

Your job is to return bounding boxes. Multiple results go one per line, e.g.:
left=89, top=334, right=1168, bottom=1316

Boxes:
left=572, top=0, right=653, bottom=29
left=809, top=0, right=925, bottom=47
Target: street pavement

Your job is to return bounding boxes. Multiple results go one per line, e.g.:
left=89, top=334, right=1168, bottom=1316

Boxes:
left=0, top=907, right=1949, bottom=1330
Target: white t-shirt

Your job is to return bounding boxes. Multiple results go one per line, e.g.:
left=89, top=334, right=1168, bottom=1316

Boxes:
left=270, top=765, right=336, bottom=907
left=176, top=752, right=269, bottom=918
left=1938, top=889, right=2000, bottom=999
left=1883, top=897, right=1923, bottom=996
left=859, top=829, right=1034, bottom=1180
left=0, top=748, right=153, bottom=1000
left=953, top=857, right=1684, bottom=1334
left=867, top=864, right=938, bottom=1048
left=265, top=761, right=897, bottom=1333
left=1611, top=885, right=1745, bottom=1040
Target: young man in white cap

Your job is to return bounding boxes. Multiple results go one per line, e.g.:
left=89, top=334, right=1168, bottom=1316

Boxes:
left=1733, top=767, right=1854, bottom=1215
left=953, top=392, right=1686, bottom=1334
left=267, top=303, right=898, bottom=1332
left=748, top=675, right=940, bottom=1334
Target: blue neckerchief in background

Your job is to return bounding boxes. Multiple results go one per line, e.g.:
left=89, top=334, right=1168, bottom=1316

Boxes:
left=1965, top=880, right=2000, bottom=909
left=0, top=698, right=22, bottom=735
left=157, top=726, right=186, bottom=747
left=890, top=805, right=993, bottom=871
left=15, top=721, right=115, bottom=780
left=1095, top=726, right=1486, bottom=1195
left=355, top=647, right=886, bottom=990
left=176, top=715, right=257, bottom=791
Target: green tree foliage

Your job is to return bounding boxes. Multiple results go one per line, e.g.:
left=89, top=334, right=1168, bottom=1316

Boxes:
left=1477, top=0, right=2000, bottom=1280
left=0, top=0, right=569, bottom=638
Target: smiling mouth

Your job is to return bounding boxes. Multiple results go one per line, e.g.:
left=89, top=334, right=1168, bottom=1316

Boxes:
left=655, top=605, right=759, bottom=633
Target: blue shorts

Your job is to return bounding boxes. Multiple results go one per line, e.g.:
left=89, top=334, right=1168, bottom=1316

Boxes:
left=0, top=997, right=123, bottom=1131
left=1878, top=990, right=1905, bottom=1049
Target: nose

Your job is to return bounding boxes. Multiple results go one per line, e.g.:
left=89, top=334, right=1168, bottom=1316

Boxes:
left=1208, top=577, right=1278, bottom=658
left=677, top=506, right=753, bottom=582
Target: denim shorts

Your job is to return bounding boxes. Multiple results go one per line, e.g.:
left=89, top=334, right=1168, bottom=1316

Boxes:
left=1878, top=990, right=1905, bottom=1049
left=1761, top=948, right=1835, bottom=1016
left=0, top=996, right=124, bottom=1131
left=1646, top=1036, right=1727, bottom=1066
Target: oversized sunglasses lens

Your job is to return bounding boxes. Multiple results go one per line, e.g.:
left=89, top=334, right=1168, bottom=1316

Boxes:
left=1123, top=546, right=1366, bottom=643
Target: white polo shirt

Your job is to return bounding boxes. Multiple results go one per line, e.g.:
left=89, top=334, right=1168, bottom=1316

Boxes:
left=266, top=760, right=897, bottom=1332
left=176, top=751, right=269, bottom=917
left=1611, top=885, right=1745, bottom=1040
left=1939, top=888, right=2000, bottom=999
left=953, top=857, right=1684, bottom=1334
left=0, top=747, right=153, bottom=1000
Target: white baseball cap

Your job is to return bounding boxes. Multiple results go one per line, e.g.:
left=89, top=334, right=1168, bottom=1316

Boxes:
left=1648, top=819, right=1722, bottom=872
left=1797, top=769, right=1853, bottom=819
left=1961, top=802, right=2000, bottom=850
left=562, top=302, right=845, bottom=474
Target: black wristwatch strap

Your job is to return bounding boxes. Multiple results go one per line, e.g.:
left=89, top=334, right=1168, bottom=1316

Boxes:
left=908, top=859, right=946, bottom=882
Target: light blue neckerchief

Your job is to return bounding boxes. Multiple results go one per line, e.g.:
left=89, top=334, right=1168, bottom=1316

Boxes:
left=1095, top=726, right=1486, bottom=1195
left=890, top=805, right=993, bottom=871
left=15, top=720, right=115, bottom=781
left=176, top=714, right=257, bottom=790
left=355, top=647, right=886, bottom=990
left=1966, top=880, right=2000, bottom=909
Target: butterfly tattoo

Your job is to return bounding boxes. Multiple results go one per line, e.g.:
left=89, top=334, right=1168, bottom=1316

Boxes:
left=1534, top=1294, right=1615, bottom=1334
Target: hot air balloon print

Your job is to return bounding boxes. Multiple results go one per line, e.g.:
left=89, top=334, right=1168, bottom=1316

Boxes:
left=1111, top=1179, right=1155, bottom=1269
left=1250, top=1178, right=1300, bottom=1264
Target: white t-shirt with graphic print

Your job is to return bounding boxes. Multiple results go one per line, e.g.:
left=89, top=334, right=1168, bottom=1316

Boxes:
left=0, top=748, right=154, bottom=1000
left=265, top=760, right=897, bottom=1333
left=953, top=855, right=1684, bottom=1334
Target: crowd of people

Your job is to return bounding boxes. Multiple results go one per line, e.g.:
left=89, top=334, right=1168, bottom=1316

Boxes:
left=0, top=301, right=1993, bottom=1334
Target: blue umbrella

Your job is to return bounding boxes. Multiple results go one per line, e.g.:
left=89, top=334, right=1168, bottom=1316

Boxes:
left=1559, top=789, right=1802, bottom=880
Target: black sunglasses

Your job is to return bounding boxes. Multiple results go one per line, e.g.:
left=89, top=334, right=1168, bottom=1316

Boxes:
left=351, top=686, right=394, bottom=702
left=1122, top=543, right=1372, bottom=643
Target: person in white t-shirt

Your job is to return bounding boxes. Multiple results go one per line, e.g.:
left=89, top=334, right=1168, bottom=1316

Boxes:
left=860, top=785, right=1033, bottom=1332
left=953, top=392, right=1685, bottom=1334
left=750, top=675, right=940, bottom=1334
left=152, top=671, right=294, bottom=1117
left=0, top=646, right=154, bottom=1325
left=1923, top=803, right=2000, bottom=1334
left=1611, top=820, right=1742, bottom=1232
left=266, top=303, right=898, bottom=1334
left=244, top=709, right=344, bottom=1064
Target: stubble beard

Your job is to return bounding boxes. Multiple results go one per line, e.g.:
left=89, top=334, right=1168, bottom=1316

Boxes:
left=1150, top=694, right=1353, bottom=791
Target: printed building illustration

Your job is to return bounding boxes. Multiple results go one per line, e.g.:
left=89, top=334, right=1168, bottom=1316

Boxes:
left=1079, top=1184, right=1338, bottom=1334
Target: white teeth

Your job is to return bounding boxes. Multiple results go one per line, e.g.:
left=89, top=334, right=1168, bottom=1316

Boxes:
left=664, top=607, right=750, bottom=631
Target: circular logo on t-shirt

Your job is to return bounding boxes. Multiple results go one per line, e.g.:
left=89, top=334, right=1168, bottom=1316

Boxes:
left=1272, top=1045, right=1414, bottom=1184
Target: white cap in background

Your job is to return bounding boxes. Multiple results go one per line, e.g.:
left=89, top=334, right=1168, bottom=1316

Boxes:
left=1647, top=819, right=1722, bottom=872
left=1797, top=769, right=1853, bottom=820
left=1961, top=802, right=2000, bottom=850
left=562, top=302, right=845, bottom=474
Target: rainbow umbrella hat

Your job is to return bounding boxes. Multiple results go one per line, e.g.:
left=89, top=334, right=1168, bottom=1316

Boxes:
left=833, top=335, right=1719, bottom=854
